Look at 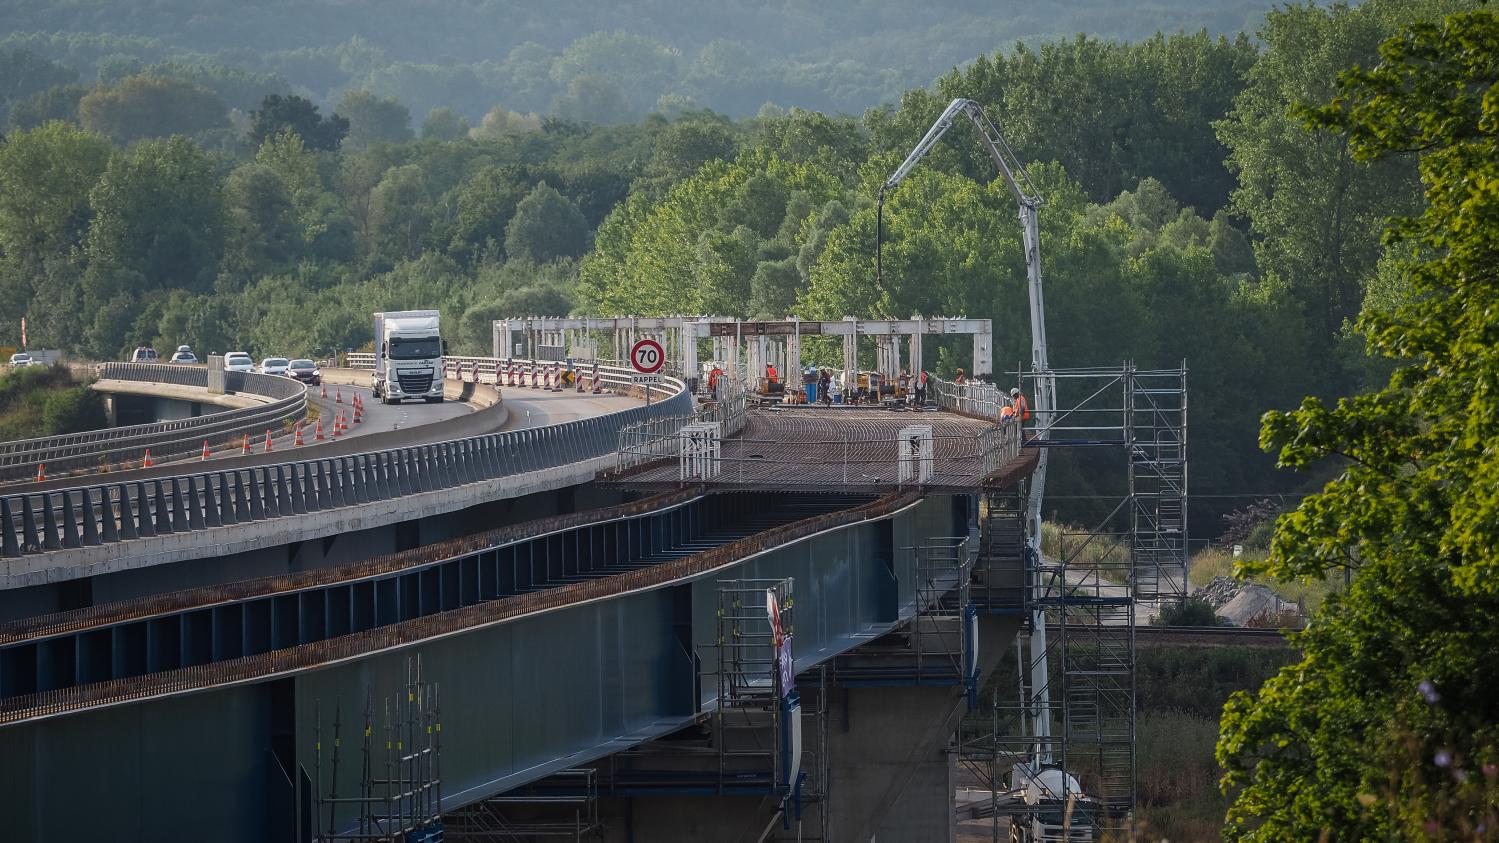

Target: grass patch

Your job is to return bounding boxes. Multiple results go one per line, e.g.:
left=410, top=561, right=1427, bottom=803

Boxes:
left=1135, top=710, right=1226, bottom=842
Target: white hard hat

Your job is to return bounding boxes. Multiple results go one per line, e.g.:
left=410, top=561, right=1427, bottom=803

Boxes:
left=1010, top=388, right=1020, bottom=397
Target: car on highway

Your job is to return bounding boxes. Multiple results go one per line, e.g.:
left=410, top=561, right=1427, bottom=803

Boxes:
left=170, top=345, right=197, bottom=364
left=224, top=352, right=254, bottom=373
left=285, top=358, right=321, bottom=385
left=130, top=346, right=159, bottom=363
left=8, top=352, right=37, bottom=367
left=259, top=357, right=290, bottom=376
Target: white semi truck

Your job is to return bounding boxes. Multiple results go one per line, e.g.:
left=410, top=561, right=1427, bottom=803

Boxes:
left=372, top=310, right=447, bottom=405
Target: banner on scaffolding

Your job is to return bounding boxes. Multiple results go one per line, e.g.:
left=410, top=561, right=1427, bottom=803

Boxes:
left=778, top=635, right=795, bottom=697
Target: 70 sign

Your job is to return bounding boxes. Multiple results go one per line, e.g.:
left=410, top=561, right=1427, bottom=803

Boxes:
left=630, top=338, right=664, bottom=374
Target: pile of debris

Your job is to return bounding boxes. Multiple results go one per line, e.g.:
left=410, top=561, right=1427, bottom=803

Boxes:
left=1194, top=576, right=1302, bottom=627
left=1196, top=576, right=1242, bottom=610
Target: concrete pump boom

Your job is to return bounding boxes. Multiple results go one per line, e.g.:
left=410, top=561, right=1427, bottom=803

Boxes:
left=878, top=96, right=1058, bottom=761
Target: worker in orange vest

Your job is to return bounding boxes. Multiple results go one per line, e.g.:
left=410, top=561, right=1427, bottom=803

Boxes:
left=955, top=368, right=967, bottom=385
left=766, top=363, right=779, bottom=383
left=1010, top=387, right=1030, bottom=421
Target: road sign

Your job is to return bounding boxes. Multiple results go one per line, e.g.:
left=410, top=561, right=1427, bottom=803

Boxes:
left=630, top=374, right=662, bottom=385
left=630, top=338, right=664, bottom=373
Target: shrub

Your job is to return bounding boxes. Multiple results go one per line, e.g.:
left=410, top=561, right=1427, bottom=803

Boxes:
left=41, top=387, right=106, bottom=434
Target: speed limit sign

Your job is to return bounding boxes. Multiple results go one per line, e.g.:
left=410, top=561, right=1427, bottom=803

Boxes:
left=630, top=338, right=664, bottom=374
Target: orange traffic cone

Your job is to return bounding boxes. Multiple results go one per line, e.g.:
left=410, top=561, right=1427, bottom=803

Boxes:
left=331, top=414, right=342, bottom=437
left=143, top=449, right=153, bottom=468
left=320, top=383, right=327, bottom=398
left=335, top=388, right=343, bottom=404
left=35, top=463, right=44, bottom=482
left=242, top=433, right=251, bottom=455
left=264, top=430, right=273, bottom=453
left=315, top=419, right=325, bottom=441
left=293, top=423, right=304, bottom=446
left=201, top=440, right=211, bottom=461
left=352, top=403, right=362, bottom=424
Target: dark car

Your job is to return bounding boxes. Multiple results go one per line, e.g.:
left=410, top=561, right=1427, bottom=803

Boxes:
left=286, top=358, right=321, bottom=385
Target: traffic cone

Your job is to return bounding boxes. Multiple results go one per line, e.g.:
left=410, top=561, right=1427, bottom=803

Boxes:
left=592, top=372, right=603, bottom=394
left=315, top=419, right=325, bottom=441
left=293, top=423, right=304, bottom=446
left=335, top=388, right=343, bottom=404
left=352, top=403, right=362, bottom=424
left=264, top=430, right=273, bottom=453
left=332, top=414, right=344, bottom=437
left=35, top=463, right=44, bottom=482
left=241, top=434, right=251, bottom=455
left=320, top=383, right=327, bottom=398
left=201, top=440, right=211, bottom=461
left=143, top=449, right=153, bottom=468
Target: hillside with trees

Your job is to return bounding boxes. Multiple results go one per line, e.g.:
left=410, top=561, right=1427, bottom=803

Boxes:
left=0, top=0, right=1274, bottom=122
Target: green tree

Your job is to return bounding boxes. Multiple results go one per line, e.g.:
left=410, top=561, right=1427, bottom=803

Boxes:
left=41, top=387, right=105, bottom=434
left=77, top=74, right=229, bottom=142
left=0, top=49, right=77, bottom=120
left=419, top=107, right=470, bottom=140
left=335, top=89, right=413, bottom=149
left=0, top=122, right=111, bottom=266
left=650, top=118, right=737, bottom=182
left=7, top=83, right=87, bottom=130
left=222, top=163, right=302, bottom=277
left=367, top=164, right=432, bottom=264
left=1216, top=0, right=1459, bottom=339
left=504, top=183, right=591, bottom=263
left=550, top=31, right=676, bottom=116
left=1219, top=11, right=1499, bottom=840
left=444, top=165, right=535, bottom=263
left=250, top=94, right=348, bottom=151
left=83, top=136, right=224, bottom=353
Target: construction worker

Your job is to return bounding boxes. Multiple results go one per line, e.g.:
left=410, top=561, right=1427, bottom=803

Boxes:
left=955, top=367, right=967, bottom=385
left=1000, top=404, right=1015, bottom=421
left=708, top=364, right=722, bottom=397
left=766, top=363, right=779, bottom=384
left=916, top=370, right=928, bottom=405
left=1011, top=387, right=1030, bottom=422
left=898, top=368, right=910, bottom=397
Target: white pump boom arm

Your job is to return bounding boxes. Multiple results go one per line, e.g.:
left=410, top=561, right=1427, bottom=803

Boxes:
left=881, top=96, right=1057, bottom=760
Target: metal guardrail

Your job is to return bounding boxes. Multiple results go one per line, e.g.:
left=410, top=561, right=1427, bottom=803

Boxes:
left=929, top=376, right=1016, bottom=419
left=343, top=354, right=686, bottom=402
left=0, top=367, right=690, bottom=558
left=0, top=364, right=307, bottom=483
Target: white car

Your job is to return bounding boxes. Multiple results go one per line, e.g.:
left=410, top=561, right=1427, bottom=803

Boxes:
left=224, top=352, right=255, bottom=373
left=170, top=345, right=197, bottom=364
left=259, top=357, right=290, bottom=376
left=8, top=352, right=37, bottom=367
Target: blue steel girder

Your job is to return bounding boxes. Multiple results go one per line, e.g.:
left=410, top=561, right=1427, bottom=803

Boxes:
left=0, top=492, right=971, bottom=843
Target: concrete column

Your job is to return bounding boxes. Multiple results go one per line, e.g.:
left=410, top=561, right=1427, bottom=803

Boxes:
left=973, top=322, right=993, bottom=379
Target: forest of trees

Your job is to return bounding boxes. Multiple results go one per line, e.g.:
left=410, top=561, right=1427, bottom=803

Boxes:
left=0, top=0, right=1274, bottom=122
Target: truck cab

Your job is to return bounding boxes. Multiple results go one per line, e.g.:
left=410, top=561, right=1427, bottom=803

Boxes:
left=372, top=310, right=446, bottom=404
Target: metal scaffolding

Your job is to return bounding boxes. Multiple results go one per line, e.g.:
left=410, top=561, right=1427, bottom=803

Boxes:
left=960, top=362, right=1187, bottom=838
left=312, top=655, right=444, bottom=842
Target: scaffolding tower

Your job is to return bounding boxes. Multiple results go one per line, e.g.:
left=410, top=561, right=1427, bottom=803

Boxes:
left=312, top=655, right=444, bottom=843
left=960, top=362, right=1187, bottom=839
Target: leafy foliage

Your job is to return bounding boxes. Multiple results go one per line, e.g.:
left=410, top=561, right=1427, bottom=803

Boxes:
left=1218, top=9, right=1499, bottom=839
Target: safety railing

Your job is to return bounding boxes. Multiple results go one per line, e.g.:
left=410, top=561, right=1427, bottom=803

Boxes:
left=344, top=354, right=684, bottom=403
left=0, top=364, right=308, bottom=483
left=929, top=376, right=1015, bottom=420
left=612, top=378, right=748, bottom=471
left=0, top=373, right=690, bottom=558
